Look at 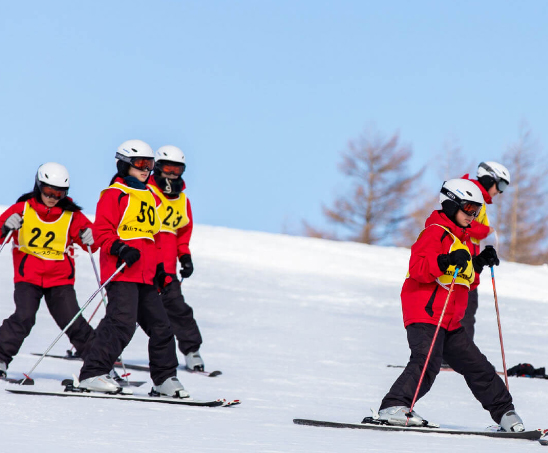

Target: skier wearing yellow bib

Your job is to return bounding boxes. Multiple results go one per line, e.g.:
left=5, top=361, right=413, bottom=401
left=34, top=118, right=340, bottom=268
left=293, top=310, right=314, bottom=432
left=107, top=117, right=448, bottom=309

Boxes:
left=147, top=145, right=205, bottom=371
left=0, top=162, right=96, bottom=378
left=78, top=140, right=186, bottom=397
left=374, top=179, right=524, bottom=433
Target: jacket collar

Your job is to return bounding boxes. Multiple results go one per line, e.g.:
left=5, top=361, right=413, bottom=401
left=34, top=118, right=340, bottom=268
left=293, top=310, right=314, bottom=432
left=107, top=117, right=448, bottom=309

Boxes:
left=425, top=210, right=470, bottom=242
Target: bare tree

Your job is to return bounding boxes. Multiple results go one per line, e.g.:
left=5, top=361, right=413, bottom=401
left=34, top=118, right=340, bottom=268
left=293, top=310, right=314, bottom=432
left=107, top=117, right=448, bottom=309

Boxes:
left=491, top=127, right=548, bottom=264
left=304, top=127, right=423, bottom=245
left=397, top=136, right=471, bottom=247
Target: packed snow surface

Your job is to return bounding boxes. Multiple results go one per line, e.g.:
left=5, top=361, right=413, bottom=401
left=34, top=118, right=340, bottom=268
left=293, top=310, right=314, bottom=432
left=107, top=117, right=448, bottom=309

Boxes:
left=1, top=218, right=548, bottom=452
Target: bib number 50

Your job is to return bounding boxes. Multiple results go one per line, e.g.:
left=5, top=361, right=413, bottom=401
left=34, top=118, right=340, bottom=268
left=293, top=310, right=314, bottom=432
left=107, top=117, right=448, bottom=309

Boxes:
left=136, top=201, right=156, bottom=225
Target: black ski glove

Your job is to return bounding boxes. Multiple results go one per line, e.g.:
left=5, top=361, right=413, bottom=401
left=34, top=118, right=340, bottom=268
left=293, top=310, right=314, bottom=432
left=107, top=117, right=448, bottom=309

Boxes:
left=111, top=240, right=141, bottom=268
left=437, top=249, right=471, bottom=273
left=179, top=254, right=194, bottom=279
left=472, top=245, right=499, bottom=274
left=153, top=263, right=172, bottom=293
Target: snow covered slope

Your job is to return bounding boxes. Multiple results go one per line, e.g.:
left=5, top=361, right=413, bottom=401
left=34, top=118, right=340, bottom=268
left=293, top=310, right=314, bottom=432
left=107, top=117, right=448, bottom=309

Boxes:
left=1, top=220, right=548, bottom=452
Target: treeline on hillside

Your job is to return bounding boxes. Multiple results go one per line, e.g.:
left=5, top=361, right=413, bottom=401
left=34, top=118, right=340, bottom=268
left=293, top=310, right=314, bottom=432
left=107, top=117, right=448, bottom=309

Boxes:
left=303, top=125, right=548, bottom=265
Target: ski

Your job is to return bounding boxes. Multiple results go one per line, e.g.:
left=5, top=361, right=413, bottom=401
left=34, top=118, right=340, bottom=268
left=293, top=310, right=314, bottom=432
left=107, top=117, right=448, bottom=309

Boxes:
left=31, top=352, right=223, bottom=377
left=5, top=386, right=226, bottom=407
left=293, top=418, right=546, bottom=441
left=387, top=364, right=507, bottom=377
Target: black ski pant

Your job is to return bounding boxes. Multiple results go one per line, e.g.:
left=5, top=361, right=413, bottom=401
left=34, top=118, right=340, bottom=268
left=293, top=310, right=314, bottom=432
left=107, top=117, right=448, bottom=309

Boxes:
left=380, top=323, right=514, bottom=424
left=161, top=278, right=202, bottom=355
left=79, top=281, right=178, bottom=386
left=461, top=288, right=479, bottom=341
left=0, top=282, right=95, bottom=365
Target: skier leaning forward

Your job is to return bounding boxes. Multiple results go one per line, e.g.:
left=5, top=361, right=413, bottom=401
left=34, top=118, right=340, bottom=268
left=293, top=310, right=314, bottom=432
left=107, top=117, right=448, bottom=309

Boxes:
left=375, top=178, right=525, bottom=432
left=78, top=139, right=187, bottom=396
left=0, top=162, right=96, bottom=377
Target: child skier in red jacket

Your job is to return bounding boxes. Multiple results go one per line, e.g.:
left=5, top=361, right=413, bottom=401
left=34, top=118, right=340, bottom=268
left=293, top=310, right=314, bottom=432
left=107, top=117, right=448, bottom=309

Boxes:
left=0, top=162, right=95, bottom=378
left=147, top=145, right=204, bottom=371
left=374, top=179, right=524, bottom=433
left=77, top=140, right=185, bottom=396
left=459, top=161, right=511, bottom=341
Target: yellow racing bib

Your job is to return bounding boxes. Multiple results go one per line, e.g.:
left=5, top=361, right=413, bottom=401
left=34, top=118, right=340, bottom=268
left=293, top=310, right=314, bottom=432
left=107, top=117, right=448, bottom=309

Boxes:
left=407, top=224, right=475, bottom=289
left=105, top=182, right=160, bottom=241
left=148, top=184, right=190, bottom=235
left=18, top=202, right=73, bottom=260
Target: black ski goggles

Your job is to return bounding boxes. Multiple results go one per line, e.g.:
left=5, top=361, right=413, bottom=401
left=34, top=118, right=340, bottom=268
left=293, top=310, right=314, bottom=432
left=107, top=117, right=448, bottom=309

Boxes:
left=39, top=183, right=68, bottom=200
left=156, top=161, right=185, bottom=177
left=460, top=201, right=482, bottom=218
left=495, top=179, right=509, bottom=193
left=130, top=157, right=154, bottom=172
left=441, top=186, right=482, bottom=217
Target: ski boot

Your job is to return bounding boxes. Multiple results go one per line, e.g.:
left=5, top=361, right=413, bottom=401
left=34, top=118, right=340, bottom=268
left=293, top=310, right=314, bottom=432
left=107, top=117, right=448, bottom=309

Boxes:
left=499, top=410, right=525, bottom=432
left=376, top=406, right=427, bottom=427
left=184, top=350, right=204, bottom=372
left=151, top=376, right=189, bottom=398
left=0, top=361, right=6, bottom=378
left=79, top=374, right=124, bottom=394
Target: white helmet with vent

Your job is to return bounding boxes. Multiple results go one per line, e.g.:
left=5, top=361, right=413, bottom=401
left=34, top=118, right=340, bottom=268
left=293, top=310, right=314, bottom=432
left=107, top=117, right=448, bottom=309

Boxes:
left=477, top=161, right=511, bottom=193
left=36, top=162, right=70, bottom=189
left=440, top=179, right=483, bottom=218
left=155, top=145, right=186, bottom=164
left=115, top=139, right=154, bottom=163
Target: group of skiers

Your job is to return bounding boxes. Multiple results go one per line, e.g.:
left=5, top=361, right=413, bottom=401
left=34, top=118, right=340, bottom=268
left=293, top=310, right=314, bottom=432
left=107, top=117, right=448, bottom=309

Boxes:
left=0, top=148, right=526, bottom=431
left=374, top=162, right=525, bottom=433
left=0, top=139, right=203, bottom=396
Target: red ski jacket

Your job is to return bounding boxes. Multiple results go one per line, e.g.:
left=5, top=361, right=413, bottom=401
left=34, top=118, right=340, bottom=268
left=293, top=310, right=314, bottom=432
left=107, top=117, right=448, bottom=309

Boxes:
left=0, top=197, right=95, bottom=288
left=93, top=177, right=162, bottom=285
left=147, top=178, right=193, bottom=275
left=401, top=210, right=478, bottom=331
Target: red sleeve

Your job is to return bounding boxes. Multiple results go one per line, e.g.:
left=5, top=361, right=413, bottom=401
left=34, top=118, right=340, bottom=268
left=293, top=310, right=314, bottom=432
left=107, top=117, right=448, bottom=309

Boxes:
left=0, top=202, right=25, bottom=240
left=92, top=188, right=126, bottom=254
left=467, top=220, right=490, bottom=240
left=408, top=227, right=448, bottom=284
left=177, top=197, right=193, bottom=257
left=68, top=211, right=98, bottom=253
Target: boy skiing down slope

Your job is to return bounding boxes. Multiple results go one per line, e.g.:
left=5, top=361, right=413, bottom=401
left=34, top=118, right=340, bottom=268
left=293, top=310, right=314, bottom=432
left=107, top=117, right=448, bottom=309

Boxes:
left=375, top=179, right=524, bottom=432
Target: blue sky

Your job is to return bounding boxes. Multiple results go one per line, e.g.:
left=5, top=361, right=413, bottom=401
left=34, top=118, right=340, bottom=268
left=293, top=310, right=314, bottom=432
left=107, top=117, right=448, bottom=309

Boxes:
left=1, top=1, right=546, bottom=234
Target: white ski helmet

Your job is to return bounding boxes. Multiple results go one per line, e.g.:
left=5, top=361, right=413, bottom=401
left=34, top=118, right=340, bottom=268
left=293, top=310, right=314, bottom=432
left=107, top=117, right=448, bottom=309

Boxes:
left=155, top=145, right=186, bottom=165
left=36, top=162, right=70, bottom=190
left=440, top=179, right=483, bottom=217
left=115, top=139, right=154, bottom=164
left=477, top=161, right=511, bottom=193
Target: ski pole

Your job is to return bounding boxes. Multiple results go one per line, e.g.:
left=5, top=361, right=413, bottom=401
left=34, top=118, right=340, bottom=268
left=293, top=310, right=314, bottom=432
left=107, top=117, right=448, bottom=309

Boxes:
left=0, top=230, right=14, bottom=255
left=86, top=245, right=131, bottom=384
left=490, top=264, right=509, bottom=390
left=21, top=262, right=127, bottom=384
left=407, top=266, right=460, bottom=425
